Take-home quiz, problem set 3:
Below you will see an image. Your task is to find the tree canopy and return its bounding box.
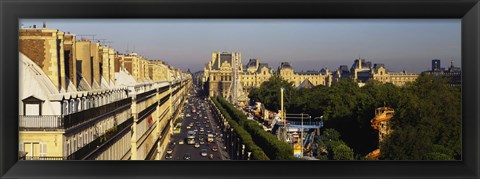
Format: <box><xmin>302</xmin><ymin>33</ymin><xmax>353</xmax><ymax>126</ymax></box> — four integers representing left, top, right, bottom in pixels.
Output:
<box><xmin>248</xmin><ymin>74</ymin><xmax>461</xmax><ymax>160</ymax></box>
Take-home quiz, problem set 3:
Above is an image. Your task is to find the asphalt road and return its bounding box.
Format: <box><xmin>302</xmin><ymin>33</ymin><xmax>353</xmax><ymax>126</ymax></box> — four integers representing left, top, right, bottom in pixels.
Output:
<box><xmin>161</xmin><ymin>90</ymin><xmax>229</xmax><ymax>161</ymax></box>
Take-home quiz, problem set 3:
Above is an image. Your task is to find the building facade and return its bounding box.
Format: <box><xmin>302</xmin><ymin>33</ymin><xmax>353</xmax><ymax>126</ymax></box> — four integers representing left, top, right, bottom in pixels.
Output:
<box><xmin>423</xmin><ymin>59</ymin><xmax>461</xmax><ymax>87</ymax></box>
<box><xmin>332</xmin><ymin>58</ymin><xmax>419</xmax><ymax>87</ymax></box>
<box><xmin>202</xmin><ymin>52</ymin><xmax>333</xmax><ymax>104</ymax></box>
<box><xmin>203</xmin><ymin>53</ymin><xmax>430</xmax><ymax>105</ymax></box>
<box><xmin>18</xmin><ymin>27</ymin><xmax>191</xmax><ymax>160</ymax></box>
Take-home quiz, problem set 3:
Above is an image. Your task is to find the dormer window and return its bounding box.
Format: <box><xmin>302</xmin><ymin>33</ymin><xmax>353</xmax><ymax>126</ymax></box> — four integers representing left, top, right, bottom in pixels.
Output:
<box><xmin>22</xmin><ymin>96</ymin><xmax>44</xmax><ymax>116</ymax></box>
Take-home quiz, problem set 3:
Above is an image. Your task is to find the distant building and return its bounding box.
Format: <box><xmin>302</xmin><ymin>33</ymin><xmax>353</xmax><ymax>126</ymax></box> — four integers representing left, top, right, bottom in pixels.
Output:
<box><xmin>424</xmin><ymin>59</ymin><xmax>461</xmax><ymax>87</ymax></box>
<box><xmin>332</xmin><ymin>58</ymin><xmax>419</xmax><ymax>87</ymax></box>
<box><xmin>203</xmin><ymin>52</ymin><xmax>333</xmax><ymax>104</ymax></box>
<box><xmin>278</xmin><ymin>62</ymin><xmax>332</xmax><ymax>87</ymax></box>
<box><xmin>18</xmin><ymin>26</ymin><xmax>191</xmax><ymax>160</ymax></box>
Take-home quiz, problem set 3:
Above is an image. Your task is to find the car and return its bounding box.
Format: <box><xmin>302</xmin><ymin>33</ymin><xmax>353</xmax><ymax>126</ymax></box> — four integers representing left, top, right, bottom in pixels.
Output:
<box><xmin>194</xmin><ymin>143</ymin><xmax>200</xmax><ymax>148</ymax></box>
<box><xmin>200</xmin><ymin>128</ymin><xmax>204</xmax><ymax>132</ymax></box>
<box><xmin>199</xmin><ymin>140</ymin><xmax>205</xmax><ymax>145</ymax></box>
<box><xmin>199</xmin><ymin>131</ymin><xmax>205</xmax><ymax>135</ymax></box>
<box><xmin>184</xmin><ymin>153</ymin><xmax>191</xmax><ymax>160</ymax></box>
<box><xmin>179</xmin><ymin>140</ymin><xmax>184</xmax><ymax>145</ymax></box>
<box><xmin>212</xmin><ymin>146</ymin><xmax>218</xmax><ymax>152</ymax></box>
<box><xmin>201</xmin><ymin>149</ymin><xmax>208</xmax><ymax>157</ymax></box>
<box><xmin>199</xmin><ymin>137</ymin><xmax>204</xmax><ymax>141</ymax></box>
<box><xmin>204</xmin><ymin>116</ymin><xmax>208</xmax><ymax>119</ymax></box>
<box><xmin>203</xmin><ymin>121</ymin><xmax>207</xmax><ymax>124</ymax></box>
<box><xmin>206</xmin><ymin>125</ymin><xmax>210</xmax><ymax>128</ymax></box>
<box><xmin>186</xmin><ymin>126</ymin><xmax>191</xmax><ymax>129</ymax></box>
<box><xmin>166</xmin><ymin>143</ymin><xmax>175</xmax><ymax>154</ymax></box>
<box><xmin>165</xmin><ymin>153</ymin><xmax>173</xmax><ymax>159</ymax></box>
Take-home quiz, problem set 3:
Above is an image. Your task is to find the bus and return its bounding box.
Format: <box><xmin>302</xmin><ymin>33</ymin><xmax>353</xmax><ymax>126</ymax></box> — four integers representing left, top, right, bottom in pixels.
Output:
<box><xmin>187</xmin><ymin>131</ymin><xmax>196</xmax><ymax>145</ymax></box>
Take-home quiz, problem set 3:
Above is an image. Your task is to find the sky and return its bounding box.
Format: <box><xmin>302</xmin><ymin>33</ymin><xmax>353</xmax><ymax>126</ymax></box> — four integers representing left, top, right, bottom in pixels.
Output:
<box><xmin>20</xmin><ymin>19</ymin><xmax>461</xmax><ymax>73</ymax></box>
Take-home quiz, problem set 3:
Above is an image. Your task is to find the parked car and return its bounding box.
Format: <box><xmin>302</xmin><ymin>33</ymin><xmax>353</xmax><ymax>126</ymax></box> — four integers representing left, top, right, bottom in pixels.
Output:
<box><xmin>165</xmin><ymin>153</ymin><xmax>173</xmax><ymax>159</ymax></box>
<box><xmin>194</xmin><ymin>143</ymin><xmax>200</xmax><ymax>148</ymax></box>
<box><xmin>212</xmin><ymin>146</ymin><xmax>218</xmax><ymax>152</ymax></box>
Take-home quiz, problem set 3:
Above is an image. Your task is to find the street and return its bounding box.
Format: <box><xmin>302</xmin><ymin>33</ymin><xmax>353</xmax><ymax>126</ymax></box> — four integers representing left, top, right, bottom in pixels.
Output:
<box><xmin>161</xmin><ymin>87</ymin><xmax>229</xmax><ymax>160</ymax></box>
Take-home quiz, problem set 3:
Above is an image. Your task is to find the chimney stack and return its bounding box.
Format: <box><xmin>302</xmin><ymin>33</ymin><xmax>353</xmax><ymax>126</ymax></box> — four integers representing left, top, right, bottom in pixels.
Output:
<box><xmin>42</xmin><ymin>21</ymin><xmax>46</xmax><ymax>28</ymax></box>
<box><xmin>33</xmin><ymin>25</ymin><xmax>36</xmax><ymax>28</ymax></box>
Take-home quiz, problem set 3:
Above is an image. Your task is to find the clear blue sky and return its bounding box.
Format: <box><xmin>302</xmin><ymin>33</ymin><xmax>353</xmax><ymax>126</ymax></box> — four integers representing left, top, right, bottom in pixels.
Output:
<box><xmin>20</xmin><ymin>19</ymin><xmax>461</xmax><ymax>73</ymax></box>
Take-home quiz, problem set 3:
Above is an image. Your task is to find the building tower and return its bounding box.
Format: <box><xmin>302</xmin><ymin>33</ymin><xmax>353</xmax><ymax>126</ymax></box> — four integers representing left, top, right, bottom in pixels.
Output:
<box><xmin>432</xmin><ymin>59</ymin><xmax>441</xmax><ymax>71</ymax></box>
<box><xmin>226</xmin><ymin>52</ymin><xmax>246</xmax><ymax>105</ymax></box>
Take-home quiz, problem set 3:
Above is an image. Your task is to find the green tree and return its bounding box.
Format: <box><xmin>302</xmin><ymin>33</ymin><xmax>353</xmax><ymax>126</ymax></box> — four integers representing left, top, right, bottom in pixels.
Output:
<box><xmin>380</xmin><ymin>74</ymin><xmax>461</xmax><ymax>160</ymax></box>
<box><xmin>332</xmin><ymin>144</ymin><xmax>354</xmax><ymax>160</ymax></box>
<box><xmin>248</xmin><ymin>74</ymin><xmax>295</xmax><ymax>112</ymax></box>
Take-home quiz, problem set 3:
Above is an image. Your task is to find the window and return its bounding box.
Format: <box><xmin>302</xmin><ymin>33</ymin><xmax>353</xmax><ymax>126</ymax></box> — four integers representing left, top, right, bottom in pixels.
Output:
<box><xmin>22</xmin><ymin>96</ymin><xmax>43</xmax><ymax>116</ymax></box>
<box><xmin>66</xmin><ymin>140</ymin><xmax>70</xmax><ymax>156</ymax></box>
<box><xmin>70</xmin><ymin>99</ymin><xmax>75</xmax><ymax>113</ymax></box>
<box><xmin>84</xmin><ymin>132</ymin><xmax>88</xmax><ymax>145</ymax></box>
<box><xmin>62</xmin><ymin>101</ymin><xmax>68</xmax><ymax>115</ymax></box>
<box><xmin>19</xmin><ymin>142</ymin><xmax>25</xmax><ymax>153</ymax></box>
<box><xmin>40</xmin><ymin>143</ymin><xmax>47</xmax><ymax>157</ymax></box>
<box><xmin>79</xmin><ymin>135</ymin><xmax>83</xmax><ymax>148</ymax></box>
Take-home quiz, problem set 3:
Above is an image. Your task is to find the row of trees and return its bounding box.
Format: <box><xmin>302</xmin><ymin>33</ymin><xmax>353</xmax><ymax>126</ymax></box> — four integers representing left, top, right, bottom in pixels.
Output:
<box><xmin>248</xmin><ymin>74</ymin><xmax>461</xmax><ymax>160</ymax></box>
<box><xmin>215</xmin><ymin>96</ymin><xmax>295</xmax><ymax>160</ymax></box>
<box><xmin>211</xmin><ymin>97</ymin><xmax>270</xmax><ymax>160</ymax></box>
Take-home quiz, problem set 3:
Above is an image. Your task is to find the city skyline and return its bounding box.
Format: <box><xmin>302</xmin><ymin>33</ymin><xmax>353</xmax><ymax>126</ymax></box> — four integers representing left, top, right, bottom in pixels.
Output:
<box><xmin>20</xmin><ymin>19</ymin><xmax>461</xmax><ymax>73</ymax></box>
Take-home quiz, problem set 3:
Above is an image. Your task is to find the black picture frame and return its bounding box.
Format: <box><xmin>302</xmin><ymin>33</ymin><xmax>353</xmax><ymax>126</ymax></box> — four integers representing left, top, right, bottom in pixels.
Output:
<box><xmin>1</xmin><ymin>0</ymin><xmax>479</xmax><ymax>178</ymax></box>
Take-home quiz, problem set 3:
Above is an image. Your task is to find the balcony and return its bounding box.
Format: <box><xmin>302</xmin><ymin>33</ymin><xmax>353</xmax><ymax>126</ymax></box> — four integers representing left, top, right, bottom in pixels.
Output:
<box><xmin>67</xmin><ymin>117</ymin><xmax>133</xmax><ymax>160</ymax></box>
<box><xmin>21</xmin><ymin>156</ymin><xmax>64</xmax><ymax>160</ymax></box>
<box><xmin>19</xmin><ymin>97</ymin><xmax>133</xmax><ymax>130</ymax></box>
<box><xmin>19</xmin><ymin>115</ymin><xmax>63</xmax><ymax>129</ymax></box>
<box><xmin>63</xmin><ymin>98</ymin><xmax>132</xmax><ymax>129</ymax></box>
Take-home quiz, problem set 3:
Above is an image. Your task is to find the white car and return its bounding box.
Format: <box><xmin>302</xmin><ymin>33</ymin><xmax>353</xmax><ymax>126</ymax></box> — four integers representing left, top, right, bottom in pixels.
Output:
<box><xmin>179</xmin><ymin>140</ymin><xmax>184</xmax><ymax>145</ymax></box>
<box><xmin>187</xmin><ymin>126</ymin><xmax>191</xmax><ymax>129</ymax></box>
<box><xmin>194</xmin><ymin>143</ymin><xmax>200</xmax><ymax>148</ymax></box>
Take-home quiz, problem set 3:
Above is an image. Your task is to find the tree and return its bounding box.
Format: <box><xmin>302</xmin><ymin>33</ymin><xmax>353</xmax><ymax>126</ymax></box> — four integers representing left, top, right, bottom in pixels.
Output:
<box><xmin>380</xmin><ymin>74</ymin><xmax>461</xmax><ymax>160</ymax></box>
<box><xmin>248</xmin><ymin>74</ymin><xmax>295</xmax><ymax>112</ymax></box>
<box><xmin>332</xmin><ymin>144</ymin><xmax>354</xmax><ymax>160</ymax></box>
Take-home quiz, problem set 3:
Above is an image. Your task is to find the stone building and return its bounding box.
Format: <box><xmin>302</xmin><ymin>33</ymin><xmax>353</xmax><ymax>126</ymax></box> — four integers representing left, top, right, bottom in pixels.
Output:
<box><xmin>332</xmin><ymin>58</ymin><xmax>419</xmax><ymax>87</ymax></box>
<box><xmin>277</xmin><ymin>62</ymin><xmax>332</xmax><ymax>87</ymax></box>
<box><xmin>202</xmin><ymin>52</ymin><xmax>333</xmax><ymax>103</ymax></box>
<box><xmin>423</xmin><ymin>59</ymin><xmax>461</xmax><ymax>87</ymax></box>
<box><xmin>18</xmin><ymin>26</ymin><xmax>191</xmax><ymax>160</ymax></box>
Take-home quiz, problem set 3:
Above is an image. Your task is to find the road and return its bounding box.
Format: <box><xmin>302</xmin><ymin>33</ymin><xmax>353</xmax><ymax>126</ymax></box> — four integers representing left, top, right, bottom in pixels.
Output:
<box><xmin>161</xmin><ymin>88</ymin><xmax>229</xmax><ymax>161</ymax></box>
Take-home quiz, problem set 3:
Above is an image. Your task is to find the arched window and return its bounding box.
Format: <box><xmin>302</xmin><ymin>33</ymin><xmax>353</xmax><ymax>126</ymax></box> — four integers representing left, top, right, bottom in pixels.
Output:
<box><xmin>62</xmin><ymin>101</ymin><xmax>68</xmax><ymax>115</ymax></box>
<box><xmin>70</xmin><ymin>99</ymin><xmax>75</xmax><ymax>113</ymax></box>
<box><xmin>76</xmin><ymin>99</ymin><xmax>81</xmax><ymax>112</ymax></box>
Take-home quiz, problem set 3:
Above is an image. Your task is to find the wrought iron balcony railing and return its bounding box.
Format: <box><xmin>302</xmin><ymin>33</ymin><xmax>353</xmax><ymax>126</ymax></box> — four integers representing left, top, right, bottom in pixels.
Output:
<box><xmin>19</xmin><ymin>97</ymin><xmax>133</xmax><ymax>130</ymax></box>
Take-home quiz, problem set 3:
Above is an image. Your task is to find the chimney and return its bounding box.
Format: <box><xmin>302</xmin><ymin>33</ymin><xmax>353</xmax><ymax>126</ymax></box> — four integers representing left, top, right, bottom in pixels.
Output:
<box><xmin>42</xmin><ymin>21</ymin><xmax>46</xmax><ymax>28</ymax></box>
<box><xmin>33</xmin><ymin>25</ymin><xmax>36</xmax><ymax>28</ymax></box>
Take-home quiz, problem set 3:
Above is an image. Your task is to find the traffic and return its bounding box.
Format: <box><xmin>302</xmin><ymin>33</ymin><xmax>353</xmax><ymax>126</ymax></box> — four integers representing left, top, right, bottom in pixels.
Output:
<box><xmin>162</xmin><ymin>87</ymin><xmax>229</xmax><ymax>160</ymax></box>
